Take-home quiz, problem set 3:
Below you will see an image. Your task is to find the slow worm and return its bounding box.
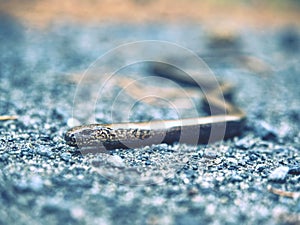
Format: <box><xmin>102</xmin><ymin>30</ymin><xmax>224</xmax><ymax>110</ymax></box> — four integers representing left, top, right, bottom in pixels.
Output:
<box><xmin>65</xmin><ymin>63</ymin><xmax>246</xmax><ymax>151</ymax></box>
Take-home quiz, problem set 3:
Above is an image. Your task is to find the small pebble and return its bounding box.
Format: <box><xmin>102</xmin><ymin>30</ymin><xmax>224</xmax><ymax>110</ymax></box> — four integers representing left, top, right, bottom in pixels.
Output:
<box><xmin>0</xmin><ymin>139</ymin><xmax>7</xmax><ymax>150</ymax></box>
<box><xmin>268</xmin><ymin>166</ymin><xmax>289</xmax><ymax>183</ymax></box>
<box><xmin>192</xmin><ymin>164</ymin><xmax>198</xmax><ymax>170</ymax></box>
<box><xmin>37</xmin><ymin>146</ymin><xmax>51</xmax><ymax>157</ymax></box>
<box><xmin>70</xmin><ymin>206</ymin><xmax>85</xmax><ymax>220</ymax></box>
<box><xmin>227</xmin><ymin>158</ymin><xmax>238</xmax><ymax>165</ymax></box>
<box><xmin>203</xmin><ymin>150</ymin><xmax>217</xmax><ymax>159</ymax></box>
<box><xmin>61</xmin><ymin>152</ymin><xmax>72</xmax><ymax>161</ymax></box>
<box><xmin>214</xmin><ymin>158</ymin><xmax>222</xmax><ymax>165</ymax></box>
<box><xmin>107</xmin><ymin>155</ymin><xmax>125</xmax><ymax>168</ymax></box>
<box><xmin>230</xmin><ymin>174</ymin><xmax>243</xmax><ymax>183</ymax></box>
<box><xmin>249</xmin><ymin>154</ymin><xmax>258</xmax><ymax>161</ymax></box>
<box><xmin>67</xmin><ymin>118</ymin><xmax>81</xmax><ymax>128</ymax></box>
<box><xmin>256</xmin><ymin>164</ymin><xmax>266</xmax><ymax>172</ymax></box>
<box><xmin>29</xmin><ymin>176</ymin><xmax>43</xmax><ymax>192</ymax></box>
<box><xmin>235</xmin><ymin>136</ymin><xmax>256</xmax><ymax>150</ymax></box>
<box><xmin>238</xmin><ymin>160</ymin><xmax>246</xmax><ymax>166</ymax></box>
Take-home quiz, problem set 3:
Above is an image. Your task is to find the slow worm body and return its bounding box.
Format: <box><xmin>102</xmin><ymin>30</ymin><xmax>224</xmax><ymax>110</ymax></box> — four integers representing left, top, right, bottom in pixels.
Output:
<box><xmin>65</xmin><ymin>63</ymin><xmax>246</xmax><ymax>151</ymax></box>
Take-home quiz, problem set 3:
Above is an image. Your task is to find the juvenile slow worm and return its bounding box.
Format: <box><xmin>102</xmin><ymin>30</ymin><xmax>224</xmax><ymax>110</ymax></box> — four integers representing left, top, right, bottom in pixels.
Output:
<box><xmin>65</xmin><ymin>63</ymin><xmax>246</xmax><ymax>151</ymax></box>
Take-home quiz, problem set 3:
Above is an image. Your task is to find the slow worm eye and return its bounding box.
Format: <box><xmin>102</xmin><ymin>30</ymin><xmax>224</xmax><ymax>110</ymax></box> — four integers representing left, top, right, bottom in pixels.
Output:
<box><xmin>100</xmin><ymin>131</ymin><xmax>108</xmax><ymax>139</ymax></box>
<box><xmin>65</xmin><ymin>132</ymin><xmax>77</xmax><ymax>146</ymax></box>
<box><xmin>71</xmin><ymin>135</ymin><xmax>76</xmax><ymax>143</ymax></box>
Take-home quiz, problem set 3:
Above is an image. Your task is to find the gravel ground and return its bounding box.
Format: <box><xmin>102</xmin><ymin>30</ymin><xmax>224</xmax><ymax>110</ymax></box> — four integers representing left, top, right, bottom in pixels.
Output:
<box><xmin>0</xmin><ymin>14</ymin><xmax>300</xmax><ymax>225</ymax></box>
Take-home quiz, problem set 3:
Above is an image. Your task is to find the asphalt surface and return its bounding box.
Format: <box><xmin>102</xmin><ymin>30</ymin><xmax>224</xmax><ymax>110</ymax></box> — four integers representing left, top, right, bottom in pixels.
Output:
<box><xmin>0</xmin><ymin>14</ymin><xmax>300</xmax><ymax>225</ymax></box>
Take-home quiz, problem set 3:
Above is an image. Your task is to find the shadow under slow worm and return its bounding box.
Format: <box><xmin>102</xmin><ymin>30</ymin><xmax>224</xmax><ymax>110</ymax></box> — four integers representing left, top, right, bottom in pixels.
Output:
<box><xmin>65</xmin><ymin>64</ymin><xmax>246</xmax><ymax>151</ymax></box>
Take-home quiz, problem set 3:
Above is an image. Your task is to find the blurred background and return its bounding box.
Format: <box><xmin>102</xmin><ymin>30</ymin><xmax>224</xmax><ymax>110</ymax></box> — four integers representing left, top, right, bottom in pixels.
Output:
<box><xmin>1</xmin><ymin>0</ymin><xmax>300</xmax><ymax>27</ymax></box>
<box><xmin>1</xmin><ymin>0</ymin><xmax>299</xmax><ymax>76</ymax></box>
<box><xmin>0</xmin><ymin>1</ymin><xmax>300</xmax><ymax>225</ymax></box>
